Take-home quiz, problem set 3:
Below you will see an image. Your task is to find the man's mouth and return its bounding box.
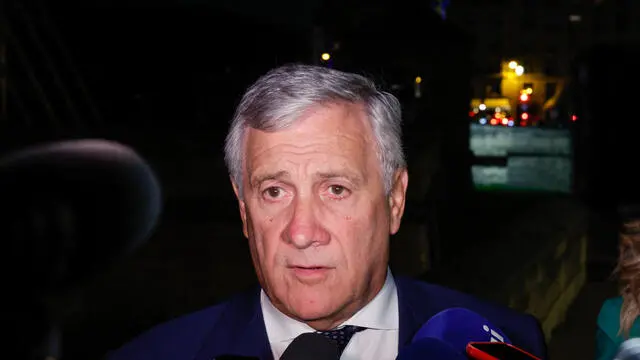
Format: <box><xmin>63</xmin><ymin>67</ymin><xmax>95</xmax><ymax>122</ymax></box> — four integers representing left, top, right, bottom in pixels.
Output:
<box><xmin>292</xmin><ymin>266</ymin><xmax>326</xmax><ymax>270</ymax></box>
<box><xmin>288</xmin><ymin>265</ymin><xmax>333</xmax><ymax>281</ymax></box>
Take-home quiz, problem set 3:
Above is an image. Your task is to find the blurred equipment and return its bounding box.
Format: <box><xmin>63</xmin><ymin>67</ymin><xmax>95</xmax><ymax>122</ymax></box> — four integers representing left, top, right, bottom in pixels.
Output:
<box><xmin>279</xmin><ymin>333</ymin><xmax>339</xmax><ymax>360</ymax></box>
<box><xmin>466</xmin><ymin>342</ymin><xmax>541</xmax><ymax>360</ymax></box>
<box><xmin>615</xmin><ymin>338</ymin><xmax>640</xmax><ymax>360</ymax></box>
<box><xmin>0</xmin><ymin>139</ymin><xmax>162</xmax><ymax>359</ymax></box>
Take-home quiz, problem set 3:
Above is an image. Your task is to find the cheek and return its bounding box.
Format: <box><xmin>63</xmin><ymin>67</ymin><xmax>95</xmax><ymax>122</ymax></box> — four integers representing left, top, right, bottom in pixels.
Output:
<box><xmin>247</xmin><ymin>209</ymin><xmax>289</xmax><ymax>265</ymax></box>
<box><xmin>346</xmin><ymin>222</ymin><xmax>378</xmax><ymax>260</ymax></box>
<box><xmin>343</xmin><ymin>204</ymin><xmax>388</xmax><ymax>260</ymax></box>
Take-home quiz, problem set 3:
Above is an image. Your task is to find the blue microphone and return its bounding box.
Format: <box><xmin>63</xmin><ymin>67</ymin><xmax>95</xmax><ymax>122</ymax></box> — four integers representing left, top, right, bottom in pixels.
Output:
<box><xmin>412</xmin><ymin>307</ymin><xmax>511</xmax><ymax>351</ymax></box>
<box><xmin>396</xmin><ymin>308</ymin><xmax>511</xmax><ymax>359</ymax></box>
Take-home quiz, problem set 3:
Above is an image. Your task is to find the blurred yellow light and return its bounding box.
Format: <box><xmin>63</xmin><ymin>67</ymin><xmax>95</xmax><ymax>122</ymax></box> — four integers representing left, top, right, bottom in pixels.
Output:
<box><xmin>525</xmin><ymin>87</ymin><xmax>533</xmax><ymax>95</ymax></box>
<box><xmin>415</xmin><ymin>76</ymin><xmax>422</xmax><ymax>84</ymax></box>
<box><xmin>508</xmin><ymin>61</ymin><xmax>518</xmax><ymax>69</ymax></box>
<box><xmin>321</xmin><ymin>53</ymin><xmax>331</xmax><ymax>61</ymax></box>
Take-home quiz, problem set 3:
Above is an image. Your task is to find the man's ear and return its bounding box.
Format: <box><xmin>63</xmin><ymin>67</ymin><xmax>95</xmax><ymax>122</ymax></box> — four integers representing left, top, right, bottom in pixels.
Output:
<box><xmin>231</xmin><ymin>179</ymin><xmax>249</xmax><ymax>238</ymax></box>
<box><xmin>388</xmin><ymin>168</ymin><xmax>408</xmax><ymax>235</ymax></box>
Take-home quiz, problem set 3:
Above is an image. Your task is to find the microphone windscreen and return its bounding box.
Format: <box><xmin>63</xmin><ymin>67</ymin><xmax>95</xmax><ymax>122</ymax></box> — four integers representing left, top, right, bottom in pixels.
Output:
<box><xmin>616</xmin><ymin>338</ymin><xmax>640</xmax><ymax>360</ymax></box>
<box><xmin>0</xmin><ymin>139</ymin><xmax>162</xmax><ymax>295</ymax></box>
<box><xmin>280</xmin><ymin>333</ymin><xmax>338</xmax><ymax>360</ymax></box>
<box><xmin>396</xmin><ymin>337</ymin><xmax>468</xmax><ymax>360</ymax></box>
<box><xmin>412</xmin><ymin>308</ymin><xmax>511</xmax><ymax>353</ymax></box>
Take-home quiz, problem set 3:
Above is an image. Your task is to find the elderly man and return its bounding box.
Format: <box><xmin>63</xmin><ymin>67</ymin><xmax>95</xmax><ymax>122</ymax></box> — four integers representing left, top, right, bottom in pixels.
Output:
<box><xmin>109</xmin><ymin>64</ymin><xmax>547</xmax><ymax>360</ymax></box>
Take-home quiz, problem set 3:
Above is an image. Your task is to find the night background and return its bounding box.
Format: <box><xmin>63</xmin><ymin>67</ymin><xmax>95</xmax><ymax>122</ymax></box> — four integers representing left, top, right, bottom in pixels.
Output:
<box><xmin>2</xmin><ymin>0</ymin><xmax>640</xmax><ymax>358</ymax></box>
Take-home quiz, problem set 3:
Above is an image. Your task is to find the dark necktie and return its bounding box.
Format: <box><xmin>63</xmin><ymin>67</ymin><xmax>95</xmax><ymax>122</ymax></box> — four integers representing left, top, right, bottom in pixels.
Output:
<box><xmin>316</xmin><ymin>325</ymin><xmax>366</xmax><ymax>358</ymax></box>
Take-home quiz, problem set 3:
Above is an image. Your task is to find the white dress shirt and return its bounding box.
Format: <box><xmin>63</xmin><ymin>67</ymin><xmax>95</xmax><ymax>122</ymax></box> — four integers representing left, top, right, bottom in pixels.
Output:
<box><xmin>261</xmin><ymin>269</ymin><xmax>399</xmax><ymax>360</ymax></box>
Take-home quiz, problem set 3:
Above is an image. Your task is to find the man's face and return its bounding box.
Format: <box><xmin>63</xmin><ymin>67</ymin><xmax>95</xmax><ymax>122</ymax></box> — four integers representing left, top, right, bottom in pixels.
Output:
<box><xmin>232</xmin><ymin>102</ymin><xmax>408</xmax><ymax>330</ymax></box>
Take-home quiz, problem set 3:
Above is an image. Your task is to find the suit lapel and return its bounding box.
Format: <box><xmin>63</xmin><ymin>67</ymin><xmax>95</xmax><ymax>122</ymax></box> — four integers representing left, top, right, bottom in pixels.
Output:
<box><xmin>396</xmin><ymin>277</ymin><xmax>437</xmax><ymax>350</ymax></box>
<box><xmin>195</xmin><ymin>287</ymin><xmax>273</xmax><ymax>360</ymax></box>
<box><xmin>194</xmin><ymin>277</ymin><xmax>437</xmax><ymax>358</ymax></box>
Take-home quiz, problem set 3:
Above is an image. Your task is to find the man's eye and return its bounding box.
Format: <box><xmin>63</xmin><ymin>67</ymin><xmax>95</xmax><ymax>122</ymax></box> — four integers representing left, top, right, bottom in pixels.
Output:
<box><xmin>328</xmin><ymin>185</ymin><xmax>348</xmax><ymax>197</ymax></box>
<box><xmin>264</xmin><ymin>187</ymin><xmax>283</xmax><ymax>198</ymax></box>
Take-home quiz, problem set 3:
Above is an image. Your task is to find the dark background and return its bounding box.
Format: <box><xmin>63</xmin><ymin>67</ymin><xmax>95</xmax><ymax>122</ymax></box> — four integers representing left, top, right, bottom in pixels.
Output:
<box><xmin>2</xmin><ymin>0</ymin><xmax>640</xmax><ymax>358</ymax></box>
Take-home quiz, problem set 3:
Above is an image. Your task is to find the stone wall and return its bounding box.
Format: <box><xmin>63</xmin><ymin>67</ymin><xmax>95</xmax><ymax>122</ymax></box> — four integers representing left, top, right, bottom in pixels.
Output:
<box><xmin>440</xmin><ymin>197</ymin><xmax>589</xmax><ymax>342</ymax></box>
<box><xmin>504</xmin><ymin>221</ymin><xmax>587</xmax><ymax>341</ymax></box>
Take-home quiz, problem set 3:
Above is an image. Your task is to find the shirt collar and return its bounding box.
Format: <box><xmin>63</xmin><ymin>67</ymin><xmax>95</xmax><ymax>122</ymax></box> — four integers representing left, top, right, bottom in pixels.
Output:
<box><xmin>260</xmin><ymin>269</ymin><xmax>399</xmax><ymax>343</ymax></box>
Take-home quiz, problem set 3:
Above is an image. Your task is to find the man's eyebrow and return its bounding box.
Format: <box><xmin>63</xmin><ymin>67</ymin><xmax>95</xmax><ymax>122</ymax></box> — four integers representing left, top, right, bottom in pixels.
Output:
<box><xmin>317</xmin><ymin>171</ymin><xmax>365</xmax><ymax>185</ymax></box>
<box><xmin>250</xmin><ymin>170</ymin><xmax>290</xmax><ymax>188</ymax></box>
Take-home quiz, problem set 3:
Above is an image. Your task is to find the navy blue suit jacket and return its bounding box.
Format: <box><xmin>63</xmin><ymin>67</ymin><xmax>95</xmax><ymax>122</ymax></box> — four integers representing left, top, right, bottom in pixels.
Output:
<box><xmin>108</xmin><ymin>277</ymin><xmax>547</xmax><ymax>359</ymax></box>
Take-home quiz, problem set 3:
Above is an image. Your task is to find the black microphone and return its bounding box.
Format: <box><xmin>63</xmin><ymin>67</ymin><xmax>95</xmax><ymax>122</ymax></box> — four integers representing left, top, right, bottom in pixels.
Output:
<box><xmin>1</xmin><ymin>139</ymin><xmax>161</xmax><ymax>295</ymax></box>
<box><xmin>280</xmin><ymin>333</ymin><xmax>339</xmax><ymax>360</ymax></box>
<box><xmin>0</xmin><ymin>139</ymin><xmax>162</xmax><ymax>359</ymax></box>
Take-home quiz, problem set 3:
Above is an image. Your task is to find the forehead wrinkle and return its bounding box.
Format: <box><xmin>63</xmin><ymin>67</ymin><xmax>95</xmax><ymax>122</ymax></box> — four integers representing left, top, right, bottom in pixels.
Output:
<box><xmin>243</xmin><ymin>102</ymin><xmax>381</xmax><ymax>190</ymax></box>
<box><xmin>250</xmin><ymin>159</ymin><xmax>366</xmax><ymax>187</ymax></box>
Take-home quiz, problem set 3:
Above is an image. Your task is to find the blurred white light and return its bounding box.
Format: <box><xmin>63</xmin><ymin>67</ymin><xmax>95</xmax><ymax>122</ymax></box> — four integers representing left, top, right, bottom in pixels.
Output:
<box><xmin>569</xmin><ymin>14</ymin><xmax>582</xmax><ymax>22</ymax></box>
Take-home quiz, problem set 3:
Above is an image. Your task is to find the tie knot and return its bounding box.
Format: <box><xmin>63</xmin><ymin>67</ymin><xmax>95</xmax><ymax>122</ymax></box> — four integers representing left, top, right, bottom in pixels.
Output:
<box><xmin>316</xmin><ymin>325</ymin><xmax>366</xmax><ymax>357</ymax></box>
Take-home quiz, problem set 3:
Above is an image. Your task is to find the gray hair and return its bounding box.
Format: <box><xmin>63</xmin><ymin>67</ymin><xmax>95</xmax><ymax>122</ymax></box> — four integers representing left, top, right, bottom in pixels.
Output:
<box><xmin>224</xmin><ymin>64</ymin><xmax>406</xmax><ymax>197</ymax></box>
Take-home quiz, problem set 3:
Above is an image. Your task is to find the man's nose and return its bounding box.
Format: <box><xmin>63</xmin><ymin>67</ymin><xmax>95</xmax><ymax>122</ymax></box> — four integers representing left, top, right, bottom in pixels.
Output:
<box><xmin>284</xmin><ymin>196</ymin><xmax>330</xmax><ymax>249</ymax></box>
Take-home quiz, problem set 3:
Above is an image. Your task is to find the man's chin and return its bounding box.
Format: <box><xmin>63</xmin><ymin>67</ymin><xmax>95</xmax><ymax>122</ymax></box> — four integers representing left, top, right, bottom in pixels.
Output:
<box><xmin>293</xmin><ymin>309</ymin><xmax>332</xmax><ymax>322</ymax></box>
<box><xmin>287</xmin><ymin>301</ymin><xmax>344</xmax><ymax>327</ymax></box>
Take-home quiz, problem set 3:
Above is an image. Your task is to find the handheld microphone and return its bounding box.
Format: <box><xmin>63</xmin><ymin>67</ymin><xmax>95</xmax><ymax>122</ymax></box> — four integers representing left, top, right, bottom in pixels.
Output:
<box><xmin>0</xmin><ymin>139</ymin><xmax>162</xmax><ymax>360</ymax></box>
<box><xmin>412</xmin><ymin>308</ymin><xmax>511</xmax><ymax>352</ymax></box>
<box><xmin>396</xmin><ymin>308</ymin><xmax>512</xmax><ymax>359</ymax></box>
<box><xmin>280</xmin><ymin>332</ymin><xmax>339</xmax><ymax>360</ymax></box>
<box><xmin>1</xmin><ymin>139</ymin><xmax>162</xmax><ymax>294</ymax></box>
<box><xmin>615</xmin><ymin>338</ymin><xmax>640</xmax><ymax>360</ymax></box>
